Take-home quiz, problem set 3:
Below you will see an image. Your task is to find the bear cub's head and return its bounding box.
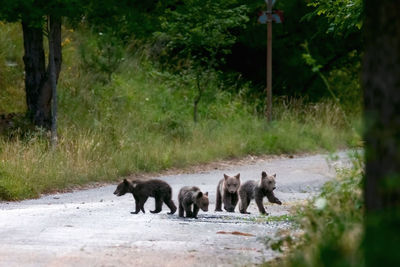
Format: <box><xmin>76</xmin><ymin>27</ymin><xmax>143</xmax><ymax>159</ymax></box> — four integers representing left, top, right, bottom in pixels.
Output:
<box><xmin>113</xmin><ymin>179</ymin><xmax>134</xmax><ymax>196</ymax></box>
<box><xmin>223</xmin><ymin>173</ymin><xmax>241</xmax><ymax>193</ymax></box>
<box><xmin>260</xmin><ymin>171</ymin><xmax>277</xmax><ymax>192</ymax></box>
<box><xmin>194</xmin><ymin>191</ymin><xmax>209</xmax><ymax>212</ymax></box>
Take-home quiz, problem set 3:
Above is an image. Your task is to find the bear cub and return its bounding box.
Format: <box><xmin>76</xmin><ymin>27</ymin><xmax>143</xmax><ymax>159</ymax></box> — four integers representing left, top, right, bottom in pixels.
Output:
<box><xmin>114</xmin><ymin>178</ymin><xmax>177</xmax><ymax>214</ymax></box>
<box><xmin>215</xmin><ymin>173</ymin><xmax>241</xmax><ymax>212</ymax></box>
<box><xmin>178</xmin><ymin>186</ymin><xmax>209</xmax><ymax>219</ymax></box>
<box><xmin>238</xmin><ymin>171</ymin><xmax>282</xmax><ymax>215</ymax></box>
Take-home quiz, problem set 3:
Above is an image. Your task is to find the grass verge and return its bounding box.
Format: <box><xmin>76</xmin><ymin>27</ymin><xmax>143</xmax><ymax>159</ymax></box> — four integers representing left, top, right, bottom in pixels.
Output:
<box><xmin>265</xmin><ymin>151</ymin><xmax>364</xmax><ymax>266</ymax></box>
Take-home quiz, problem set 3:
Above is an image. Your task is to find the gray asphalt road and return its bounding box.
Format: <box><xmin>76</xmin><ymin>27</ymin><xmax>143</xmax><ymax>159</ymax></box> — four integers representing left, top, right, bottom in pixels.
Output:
<box><xmin>0</xmin><ymin>152</ymin><xmax>351</xmax><ymax>267</ymax></box>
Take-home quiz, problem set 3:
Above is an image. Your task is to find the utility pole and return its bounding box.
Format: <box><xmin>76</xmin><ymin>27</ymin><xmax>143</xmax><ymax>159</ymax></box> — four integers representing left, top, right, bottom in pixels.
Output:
<box><xmin>266</xmin><ymin>0</ymin><xmax>273</xmax><ymax>122</ymax></box>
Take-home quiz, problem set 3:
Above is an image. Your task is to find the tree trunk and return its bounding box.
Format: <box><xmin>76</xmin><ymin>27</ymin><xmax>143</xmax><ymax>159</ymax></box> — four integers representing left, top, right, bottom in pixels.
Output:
<box><xmin>362</xmin><ymin>0</ymin><xmax>400</xmax><ymax>266</ymax></box>
<box><xmin>22</xmin><ymin>21</ymin><xmax>46</xmax><ymax>124</ymax></box>
<box><xmin>22</xmin><ymin>17</ymin><xmax>62</xmax><ymax>129</ymax></box>
<box><xmin>48</xmin><ymin>15</ymin><xmax>60</xmax><ymax>147</ymax></box>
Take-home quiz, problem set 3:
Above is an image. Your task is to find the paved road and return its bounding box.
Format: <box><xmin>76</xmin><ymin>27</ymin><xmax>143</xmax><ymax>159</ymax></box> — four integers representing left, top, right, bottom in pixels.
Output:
<box><xmin>0</xmin><ymin>152</ymin><xmax>351</xmax><ymax>267</ymax></box>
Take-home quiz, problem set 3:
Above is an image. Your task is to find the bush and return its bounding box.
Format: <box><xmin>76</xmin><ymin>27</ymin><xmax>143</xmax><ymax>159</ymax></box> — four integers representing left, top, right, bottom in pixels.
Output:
<box><xmin>266</xmin><ymin>151</ymin><xmax>364</xmax><ymax>267</ymax></box>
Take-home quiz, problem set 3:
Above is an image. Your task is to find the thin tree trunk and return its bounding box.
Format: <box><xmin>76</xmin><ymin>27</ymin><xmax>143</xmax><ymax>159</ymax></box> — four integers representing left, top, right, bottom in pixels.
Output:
<box><xmin>37</xmin><ymin>16</ymin><xmax>62</xmax><ymax>129</ymax></box>
<box><xmin>265</xmin><ymin>0</ymin><xmax>273</xmax><ymax>122</ymax></box>
<box><xmin>363</xmin><ymin>0</ymin><xmax>400</xmax><ymax>266</ymax></box>
<box><xmin>48</xmin><ymin>15</ymin><xmax>60</xmax><ymax>147</ymax></box>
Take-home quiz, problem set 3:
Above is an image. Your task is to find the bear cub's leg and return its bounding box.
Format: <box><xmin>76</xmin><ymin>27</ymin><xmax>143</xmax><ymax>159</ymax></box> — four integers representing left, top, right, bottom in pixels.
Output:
<box><xmin>131</xmin><ymin>197</ymin><xmax>148</xmax><ymax>214</ymax></box>
<box><xmin>255</xmin><ymin>195</ymin><xmax>268</xmax><ymax>215</ymax></box>
<box><xmin>150</xmin><ymin>197</ymin><xmax>163</xmax><ymax>213</ymax></box>
<box><xmin>215</xmin><ymin>188</ymin><xmax>223</xmax><ymax>212</ymax></box>
<box><xmin>223</xmin><ymin>194</ymin><xmax>234</xmax><ymax>212</ymax></box>
<box><xmin>165</xmin><ymin>197</ymin><xmax>177</xmax><ymax>215</ymax></box>
<box><xmin>179</xmin><ymin>203</ymin><xmax>185</xmax><ymax>217</ymax></box>
<box><xmin>183</xmin><ymin>201</ymin><xmax>193</xmax><ymax>218</ymax></box>
<box><xmin>239</xmin><ymin>196</ymin><xmax>251</xmax><ymax>214</ymax></box>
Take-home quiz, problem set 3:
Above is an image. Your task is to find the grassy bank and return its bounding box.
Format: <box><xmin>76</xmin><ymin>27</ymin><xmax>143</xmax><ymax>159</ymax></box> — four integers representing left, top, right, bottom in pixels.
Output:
<box><xmin>0</xmin><ymin>23</ymin><xmax>360</xmax><ymax>200</ymax></box>
<box><xmin>266</xmin><ymin>151</ymin><xmax>364</xmax><ymax>267</ymax></box>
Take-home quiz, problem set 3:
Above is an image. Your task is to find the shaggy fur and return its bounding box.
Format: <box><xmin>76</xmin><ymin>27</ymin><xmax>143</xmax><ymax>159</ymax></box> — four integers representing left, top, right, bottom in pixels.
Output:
<box><xmin>178</xmin><ymin>186</ymin><xmax>209</xmax><ymax>218</ymax></box>
<box><xmin>215</xmin><ymin>173</ymin><xmax>241</xmax><ymax>212</ymax></box>
<box><xmin>238</xmin><ymin>171</ymin><xmax>282</xmax><ymax>215</ymax></box>
<box><xmin>114</xmin><ymin>179</ymin><xmax>177</xmax><ymax>214</ymax></box>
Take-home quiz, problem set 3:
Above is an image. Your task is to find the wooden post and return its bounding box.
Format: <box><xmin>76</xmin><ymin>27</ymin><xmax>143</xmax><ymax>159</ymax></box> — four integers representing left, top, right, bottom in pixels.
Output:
<box><xmin>266</xmin><ymin>0</ymin><xmax>273</xmax><ymax>122</ymax></box>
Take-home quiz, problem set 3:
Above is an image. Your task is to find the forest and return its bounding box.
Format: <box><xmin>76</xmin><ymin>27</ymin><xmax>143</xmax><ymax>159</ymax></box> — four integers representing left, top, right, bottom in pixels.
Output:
<box><xmin>0</xmin><ymin>0</ymin><xmax>399</xmax><ymax>266</ymax></box>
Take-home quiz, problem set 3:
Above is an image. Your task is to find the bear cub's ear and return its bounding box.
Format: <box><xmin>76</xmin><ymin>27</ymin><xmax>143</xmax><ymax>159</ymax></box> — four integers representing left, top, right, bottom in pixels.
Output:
<box><xmin>224</xmin><ymin>174</ymin><xmax>229</xmax><ymax>180</ymax></box>
<box><xmin>272</xmin><ymin>173</ymin><xmax>276</xmax><ymax>178</ymax></box>
<box><xmin>261</xmin><ymin>171</ymin><xmax>267</xmax><ymax>178</ymax></box>
<box><xmin>205</xmin><ymin>192</ymin><xmax>209</xmax><ymax>196</ymax></box>
<box><xmin>196</xmin><ymin>191</ymin><xmax>203</xmax><ymax>198</ymax></box>
<box><xmin>235</xmin><ymin>173</ymin><xmax>240</xmax><ymax>179</ymax></box>
<box><xmin>123</xmin><ymin>178</ymin><xmax>129</xmax><ymax>184</ymax></box>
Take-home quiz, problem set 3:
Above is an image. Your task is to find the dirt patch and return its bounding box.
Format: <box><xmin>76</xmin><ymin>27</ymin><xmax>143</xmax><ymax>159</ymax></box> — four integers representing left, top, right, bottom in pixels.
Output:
<box><xmin>217</xmin><ymin>231</ymin><xmax>255</xmax><ymax>237</ymax></box>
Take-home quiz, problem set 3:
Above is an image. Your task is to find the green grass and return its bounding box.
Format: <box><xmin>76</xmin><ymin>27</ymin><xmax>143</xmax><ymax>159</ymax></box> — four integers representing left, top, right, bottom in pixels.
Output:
<box><xmin>240</xmin><ymin>214</ymin><xmax>297</xmax><ymax>224</ymax></box>
<box><xmin>0</xmin><ymin>22</ymin><xmax>361</xmax><ymax>200</ymax></box>
<box><xmin>265</xmin><ymin>151</ymin><xmax>364</xmax><ymax>267</ymax></box>
<box><xmin>0</xmin><ymin>22</ymin><xmax>25</xmax><ymax>113</ymax></box>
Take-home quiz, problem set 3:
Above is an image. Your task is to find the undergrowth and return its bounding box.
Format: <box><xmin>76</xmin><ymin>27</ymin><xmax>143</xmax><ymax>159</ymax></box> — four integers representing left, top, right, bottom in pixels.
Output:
<box><xmin>0</xmin><ymin>23</ymin><xmax>361</xmax><ymax>200</ymax></box>
<box><xmin>265</xmin><ymin>151</ymin><xmax>364</xmax><ymax>267</ymax></box>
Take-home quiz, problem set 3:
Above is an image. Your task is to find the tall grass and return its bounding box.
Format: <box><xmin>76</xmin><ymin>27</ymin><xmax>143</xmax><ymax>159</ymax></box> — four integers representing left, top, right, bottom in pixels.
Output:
<box><xmin>0</xmin><ymin>23</ymin><xmax>360</xmax><ymax>200</ymax></box>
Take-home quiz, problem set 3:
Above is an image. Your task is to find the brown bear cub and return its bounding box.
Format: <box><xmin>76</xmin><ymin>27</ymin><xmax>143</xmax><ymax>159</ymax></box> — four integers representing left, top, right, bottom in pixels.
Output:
<box><xmin>238</xmin><ymin>171</ymin><xmax>282</xmax><ymax>215</ymax></box>
<box><xmin>215</xmin><ymin>173</ymin><xmax>241</xmax><ymax>212</ymax></box>
<box><xmin>114</xmin><ymin>179</ymin><xmax>177</xmax><ymax>214</ymax></box>
<box><xmin>178</xmin><ymin>186</ymin><xmax>209</xmax><ymax>219</ymax></box>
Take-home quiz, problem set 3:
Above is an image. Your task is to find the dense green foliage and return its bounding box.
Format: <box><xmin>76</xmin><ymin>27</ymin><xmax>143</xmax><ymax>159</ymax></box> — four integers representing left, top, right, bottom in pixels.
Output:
<box><xmin>304</xmin><ymin>0</ymin><xmax>362</xmax><ymax>35</ymax></box>
<box><xmin>156</xmin><ymin>0</ymin><xmax>249</xmax><ymax>68</ymax></box>
<box><xmin>0</xmin><ymin>0</ymin><xmax>363</xmax><ymax>114</ymax></box>
<box><xmin>224</xmin><ymin>0</ymin><xmax>362</xmax><ymax>105</ymax></box>
<box><xmin>77</xmin><ymin>0</ymin><xmax>363</xmax><ymax>106</ymax></box>
<box><xmin>0</xmin><ymin>0</ymin><xmax>84</xmax><ymax>24</ymax></box>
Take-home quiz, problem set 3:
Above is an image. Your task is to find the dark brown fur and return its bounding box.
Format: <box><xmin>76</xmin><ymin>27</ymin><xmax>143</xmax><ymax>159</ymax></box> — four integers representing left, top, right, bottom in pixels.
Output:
<box><xmin>215</xmin><ymin>173</ymin><xmax>241</xmax><ymax>212</ymax></box>
<box><xmin>238</xmin><ymin>171</ymin><xmax>282</xmax><ymax>215</ymax></box>
<box><xmin>178</xmin><ymin>186</ymin><xmax>209</xmax><ymax>219</ymax></box>
<box><xmin>114</xmin><ymin>179</ymin><xmax>177</xmax><ymax>214</ymax></box>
